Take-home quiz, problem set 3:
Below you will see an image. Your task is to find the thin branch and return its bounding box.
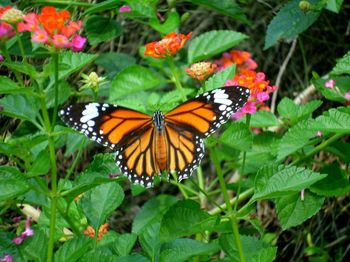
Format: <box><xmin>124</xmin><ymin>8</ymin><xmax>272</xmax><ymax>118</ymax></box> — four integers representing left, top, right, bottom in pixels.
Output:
<box><xmin>271</xmin><ymin>38</ymin><xmax>298</xmax><ymax>113</ymax></box>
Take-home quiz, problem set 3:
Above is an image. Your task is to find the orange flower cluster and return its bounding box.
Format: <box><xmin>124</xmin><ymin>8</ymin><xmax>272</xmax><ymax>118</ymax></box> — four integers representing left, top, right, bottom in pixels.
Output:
<box><xmin>217</xmin><ymin>50</ymin><xmax>277</xmax><ymax>119</ymax></box>
<box><xmin>84</xmin><ymin>223</ymin><xmax>108</xmax><ymax>241</ymax></box>
<box><xmin>18</xmin><ymin>6</ymin><xmax>86</xmax><ymax>51</ymax></box>
<box><xmin>145</xmin><ymin>32</ymin><xmax>192</xmax><ymax>58</ymax></box>
<box><xmin>186</xmin><ymin>61</ymin><xmax>217</xmax><ymax>81</ymax></box>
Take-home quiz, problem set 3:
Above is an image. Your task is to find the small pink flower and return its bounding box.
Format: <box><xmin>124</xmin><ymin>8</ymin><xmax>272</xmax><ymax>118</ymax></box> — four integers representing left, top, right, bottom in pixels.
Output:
<box><xmin>344</xmin><ymin>91</ymin><xmax>350</xmax><ymax>101</ymax></box>
<box><xmin>71</xmin><ymin>35</ymin><xmax>86</xmax><ymax>52</ymax></box>
<box><xmin>12</xmin><ymin>236</ymin><xmax>24</xmax><ymax>245</ymax></box>
<box><xmin>231</xmin><ymin>110</ymin><xmax>245</xmax><ymax>120</ymax></box>
<box><xmin>0</xmin><ymin>54</ymin><xmax>3</xmax><ymax>61</ymax></box>
<box><xmin>12</xmin><ymin>216</ymin><xmax>21</xmax><ymax>223</ymax></box>
<box><xmin>119</xmin><ymin>5</ymin><xmax>131</xmax><ymax>13</ymax></box>
<box><xmin>32</xmin><ymin>29</ymin><xmax>48</xmax><ymax>43</ymax></box>
<box><xmin>316</xmin><ymin>131</ymin><xmax>323</xmax><ymax>137</ymax></box>
<box><xmin>241</xmin><ymin>102</ymin><xmax>257</xmax><ymax>114</ymax></box>
<box><xmin>0</xmin><ymin>253</ymin><xmax>12</xmax><ymax>262</ymax></box>
<box><xmin>17</xmin><ymin>13</ymin><xmax>38</xmax><ymax>32</ymax></box>
<box><xmin>0</xmin><ymin>22</ymin><xmax>14</xmax><ymax>38</ymax></box>
<box><xmin>325</xmin><ymin>79</ymin><xmax>336</xmax><ymax>89</ymax></box>
<box><xmin>255</xmin><ymin>72</ymin><xmax>265</xmax><ymax>81</ymax></box>
<box><xmin>52</xmin><ymin>34</ymin><xmax>70</xmax><ymax>48</ymax></box>
<box><xmin>12</xmin><ymin>217</ymin><xmax>34</xmax><ymax>245</ymax></box>
<box><xmin>225</xmin><ymin>79</ymin><xmax>235</xmax><ymax>86</ymax></box>
<box><xmin>256</xmin><ymin>92</ymin><xmax>269</xmax><ymax>102</ymax></box>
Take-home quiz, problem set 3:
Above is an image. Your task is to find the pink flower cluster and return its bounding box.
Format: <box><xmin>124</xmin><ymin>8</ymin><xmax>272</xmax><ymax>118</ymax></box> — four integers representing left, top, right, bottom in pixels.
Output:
<box><xmin>12</xmin><ymin>217</ymin><xmax>34</xmax><ymax>245</ymax></box>
<box><xmin>0</xmin><ymin>6</ymin><xmax>16</xmax><ymax>40</ymax></box>
<box><xmin>18</xmin><ymin>6</ymin><xmax>86</xmax><ymax>51</ymax></box>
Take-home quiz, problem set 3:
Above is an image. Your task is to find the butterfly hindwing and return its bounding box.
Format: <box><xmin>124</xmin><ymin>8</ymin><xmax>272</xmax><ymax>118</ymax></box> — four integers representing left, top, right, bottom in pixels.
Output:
<box><xmin>165</xmin><ymin>86</ymin><xmax>250</xmax><ymax>138</ymax></box>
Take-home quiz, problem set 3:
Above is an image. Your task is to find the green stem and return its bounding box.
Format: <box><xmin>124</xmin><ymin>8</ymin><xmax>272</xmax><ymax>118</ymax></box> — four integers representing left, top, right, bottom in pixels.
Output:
<box><xmin>29</xmin><ymin>0</ymin><xmax>94</xmax><ymax>7</ymax></box>
<box><xmin>52</xmin><ymin>52</ymin><xmax>59</xmax><ymax>128</ymax></box>
<box><xmin>234</xmin><ymin>114</ymin><xmax>251</xmax><ymax>212</ymax></box>
<box><xmin>15</xmin><ymin>29</ymin><xmax>27</xmax><ymax>64</ymax></box>
<box><xmin>211</xmin><ymin>148</ymin><xmax>245</xmax><ymax>262</ymax></box>
<box><xmin>167</xmin><ymin>57</ymin><xmax>186</xmax><ymax>102</ymax></box>
<box><xmin>197</xmin><ymin>166</ymin><xmax>206</xmax><ymax>208</ymax></box>
<box><xmin>290</xmin><ymin>132</ymin><xmax>346</xmax><ymax>166</ymax></box>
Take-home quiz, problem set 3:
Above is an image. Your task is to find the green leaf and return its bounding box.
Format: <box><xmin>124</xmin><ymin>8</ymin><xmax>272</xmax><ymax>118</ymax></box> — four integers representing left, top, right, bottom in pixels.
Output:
<box><xmin>139</xmin><ymin>222</ymin><xmax>161</xmax><ymax>260</ymax></box>
<box><xmin>187</xmin><ymin>0</ymin><xmax>248</xmax><ymax>24</ymax></box>
<box><xmin>313</xmin><ymin>76</ymin><xmax>350</xmax><ymax>102</ymax></box>
<box><xmin>159</xmin><ymin>200</ymin><xmax>218</xmax><ymax>242</ymax></box>
<box><xmin>326</xmin><ymin>0</ymin><xmax>344</xmax><ymax>13</ymax></box>
<box><xmin>264</xmin><ymin>0</ymin><xmax>321</xmax><ymax>49</ymax></box>
<box><xmin>110</xmin><ymin>233</ymin><xmax>137</xmax><ymax>256</ymax></box>
<box><xmin>0</xmin><ymin>94</ymin><xmax>40</xmax><ymax>123</ymax></box>
<box><xmin>3</xmin><ymin>61</ymin><xmax>38</xmax><ymax>78</ymax></box>
<box><xmin>149</xmin><ymin>12</ymin><xmax>180</xmax><ymax>34</ymax></box>
<box><xmin>115</xmin><ymin>254</ymin><xmax>150</xmax><ymax>262</ymax></box>
<box><xmin>95</xmin><ymin>52</ymin><xmax>136</xmax><ymax>78</ymax></box>
<box><xmin>123</xmin><ymin>0</ymin><xmax>157</xmax><ymax>19</ymax></box>
<box><xmin>275</xmin><ymin>191</ymin><xmax>325</xmax><ymax>230</ymax></box>
<box><xmin>252</xmin><ymin>165</ymin><xmax>327</xmax><ymax>200</ymax></box>
<box><xmin>85</xmin><ymin>16</ymin><xmax>123</xmax><ymax>45</ymax></box>
<box><xmin>80</xmin><ymin>182</ymin><xmax>124</xmax><ymax>228</ymax></box>
<box><xmin>79</xmin><ymin>250</ymin><xmax>119</xmax><ymax>262</ymax></box>
<box><xmin>312</xmin><ymin>107</ymin><xmax>350</xmax><ymax>133</ymax></box>
<box><xmin>219</xmin><ymin>234</ymin><xmax>277</xmax><ymax>261</ymax></box>
<box><xmin>55</xmin><ymin>236</ymin><xmax>92</xmax><ymax>262</ymax></box>
<box><xmin>331</xmin><ymin>50</ymin><xmax>350</xmax><ymax>75</ymax></box>
<box><xmin>326</xmin><ymin>140</ymin><xmax>350</xmax><ymax>163</ymax></box>
<box><xmin>188</xmin><ymin>30</ymin><xmax>248</xmax><ymax>63</ymax></box>
<box><xmin>0</xmin><ymin>166</ymin><xmax>30</xmax><ymax>201</ymax></box>
<box><xmin>325</xmin><ymin>0</ymin><xmax>343</xmax><ymax>12</ymax></box>
<box><xmin>204</xmin><ymin>64</ymin><xmax>236</xmax><ymax>91</ymax></box>
<box><xmin>27</xmin><ymin>149</ymin><xmax>50</xmax><ymax>177</ymax></box>
<box><xmin>0</xmin><ymin>76</ymin><xmax>35</xmax><ymax>95</ymax></box>
<box><xmin>277</xmin><ymin>119</ymin><xmax>317</xmax><ymax>161</ymax></box>
<box><xmin>45</xmin><ymin>80</ymin><xmax>72</xmax><ymax>108</ymax></box>
<box><xmin>249</xmin><ymin>110</ymin><xmax>279</xmax><ymax>128</ymax></box>
<box><xmin>220</xmin><ymin>122</ymin><xmax>253</xmax><ymax>151</ymax></box>
<box><xmin>110</xmin><ymin>65</ymin><xmax>164</xmax><ymax>101</ymax></box>
<box><xmin>310</xmin><ymin>164</ymin><xmax>350</xmax><ymax>197</ymax></box>
<box><xmin>132</xmin><ymin>194</ymin><xmax>178</xmax><ymax>234</ymax></box>
<box><xmin>83</xmin><ymin>0</ymin><xmax>119</xmax><ymax>16</ymax></box>
<box><xmin>277</xmin><ymin>97</ymin><xmax>322</xmax><ymax>124</ymax></box>
<box><xmin>20</xmin><ymin>228</ymin><xmax>48</xmax><ymax>262</ymax></box>
<box><xmin>159</xmin><ymin>238</ymin><xmax>220</xmax><ymax>262</ymax></box>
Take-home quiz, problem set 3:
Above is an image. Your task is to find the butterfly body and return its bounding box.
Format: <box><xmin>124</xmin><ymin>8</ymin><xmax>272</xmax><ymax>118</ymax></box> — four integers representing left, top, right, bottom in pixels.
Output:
<box><xmin>59</xmin><ymin>86</ymin><xmax>250</xmax><ymax>187</ymax></box>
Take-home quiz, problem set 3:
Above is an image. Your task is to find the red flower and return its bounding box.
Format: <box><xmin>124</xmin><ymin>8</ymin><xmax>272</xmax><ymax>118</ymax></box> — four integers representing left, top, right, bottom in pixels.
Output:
<box><xmin>18</xmin><ymin>6</ymin><xmax>86</xmax><ymax>51</ymax></box>
<box><xmin>186</xmin><ymin>61</ymin><xmax>217</xmax><ymax>81</ymax></box>
<box><xmin>145</xmin><ymin>32</ymin><xmax>192</xmax><ymax>58</ymax></box>
<box><xmin>216</xmin><ymin>50</ymin><xmax>257</xmax><ymax>74</ymax></box>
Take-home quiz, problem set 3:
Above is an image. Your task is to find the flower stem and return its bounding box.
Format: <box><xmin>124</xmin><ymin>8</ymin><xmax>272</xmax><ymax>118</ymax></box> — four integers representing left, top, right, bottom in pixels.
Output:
<box><xmin>51</xmin><ymin>52</ymin><xmax>59</xmax><ymax>128</ymax></box>
<box><xmin>211</xmin><ymin>148</ymin><xmax>245</xmax><ymax>262</ymax></box>
<box><xmin>15</xmin><ymin>29</ymin><xmax>27</xmax><ymax>64</ymax></box>
<box><xmin>1</xmin><ymin>45</ymin><xmax>23</xmax><ymax>85</ymax></box>
<box><xmin>167</xmin><ymin>57</ymin><xmax>186</xmax><ymax>102</ymax></box>
<box><xmin>234</xmin><ymin>114</ymin><xmax>251</xmax><ymax>212</ymax></box>
<box><xmin>197</xmin><ymin>166</ymin><xmax>207</xmax><ymax>208</ymax></box>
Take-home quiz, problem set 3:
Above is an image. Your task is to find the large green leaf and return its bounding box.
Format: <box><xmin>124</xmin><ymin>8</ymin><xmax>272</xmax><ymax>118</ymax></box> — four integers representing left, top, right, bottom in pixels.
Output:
<box><xmin>326</xmin><ymin>0</ymin><xmax>344</xmax><ymax>13</ymax></box>
<box><xmin>331</xmin><ymin>50</ymin><xmax>350</xmax><ymax>75</ymax></box>
<box><xmin>188</xmin><ymin>30</ymin><xmax>247</xmax><ymax>63</ymax></box>
<box><xmin>264</xmin><ymin>0</ymin><xmax>322</xmax><ymax>49</ymax></box>
<box><xmin>85</xmin><ymin>16</ymin><xmax>123</xmax><ymax>45</ymax></box>
<box><xmin>139</xmin><ymin>221</ymin><xmax>161</xmax><ymax>260</ymax></box>
<box><xmin>275</xmin><ymin>191</ymin><xmax>324</xmax><ymax>230</ymax></box>
<box><xmin>187</xmin><ymin>0</ymin><xmax>248</xmax><ymax>23</ymax></box>
<box><xmin>277</xmin><ymin>119</ymin><xmax>317</xmax><ymax>161</ymax></box>
<box><xmin>132</xmin><ymin>194</ymin><xmax>178</xmax><ymax>234</ymax></box>
<box><xmin>252</xmin><ymin>165</ymin><xmax>327</xmax><ymax>200</ymax></box>
<box><xmin>159</xmin><ymin>200</ymin><xmax>218</xmax><ymax>242</ymax></box>
<box><xmin>2</xmin><ymin>61</ymin><xmax>38</xmax><ymax>78</ymax></box>
<box><xmin>45</xmin><ymin>80</ymin><xmax>72</xmax><ymax>108</ymax></box>
<box><xmin>27</xmin><ymin>149</ymin><xmax>50</xmax><ymax>177</ymax></box>
<box><xmin>312</xmin><ymin>107</ymin><xmax>350</xmax><ymax>133</ymax></box>
<box><xmin>83</xmin><ymin>0</ymin><xmax>119</xmax><ymax>16</ymax></box>
<box><xmin>219</xmin><ymin>234</ymin><xmax>277</xmax><ymax>262</ymax></box>
<box><xmin>310</xmin><ymin>164</ymin><xmax>350</xmax><ymax>197</ymax></box>
<box><xmin>220</xmin><ymin>122</ymin><xmax>253</xmax><ymax>151</ymax></box>
<box><xmin>0</xmin><ymin>94</ymin><xmax>40</xmax><ymax>123</ymax></box>
<box><xmin>109</xmin><ymin>233</ymin><xmax>137</xmax><ymax>256</ymax></box>
<box><xmin>249</xmin><ymin>110</ymin><xmax>279</xmax><ymax>128</ymax></box>
<box><xmin>277</xmin><ymin>97</ymin><xmax>322</xmax><ymax>124</ymax></box>
<box><xmin>80</xmin><ymin>182</ymin><xmax>124</xmax><ymax>228</ymax></box>
<box><xmin>159</xmin><ymin>238</ymin><xmax>220</xmax><ymax>262</ymax></box>
<box><xmin>55</xmin><ymin>236</ymin><xmax>92</xmax><ymax>262</ymax></box>
<box><xmin>0</xmin><ymin>166</ymin><xmax>30</xmax><ymax>201</ymax></box>
<box><xmin>110</xmin><ymin>65</ymin><xmax>164</xmax><ymax>101</ymax></box>
<box><xmin>0</xmin><ymin>76</ymin><xmax>35</xmax><ymax>95</ymax></box>
<box><xmin>95</xmin><ymin>52</ymin><xmax>136</xmax><ymax>79</ymax></box>
<box><xmin>122</xmin><ymin>0</ymin><xmax>157</xmax><ymax>19</ymax></box>
<box><xmin>313</xmin><ymin>76</ymin><xmax>350</xmax><ymax>102</ymax></box>
<box><xmin>204</xmin><ymin>64</ymin><xmax>236</xmax><ymax>91</ymax></box>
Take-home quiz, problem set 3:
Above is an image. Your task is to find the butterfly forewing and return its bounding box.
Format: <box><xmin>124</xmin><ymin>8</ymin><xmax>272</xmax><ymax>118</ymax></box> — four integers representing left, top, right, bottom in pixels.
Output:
<box><xmin>165</xmin><ymin>86</ymin><xmax>250</xmax><ymax>137</ymax></box>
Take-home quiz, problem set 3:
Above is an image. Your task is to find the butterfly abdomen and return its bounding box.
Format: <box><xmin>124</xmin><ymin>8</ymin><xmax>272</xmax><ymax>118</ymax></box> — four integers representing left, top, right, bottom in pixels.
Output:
<box><xmin>154</xmin><ymin>127</ymin><xmax>168</xmax><ymax>172</ymax></box>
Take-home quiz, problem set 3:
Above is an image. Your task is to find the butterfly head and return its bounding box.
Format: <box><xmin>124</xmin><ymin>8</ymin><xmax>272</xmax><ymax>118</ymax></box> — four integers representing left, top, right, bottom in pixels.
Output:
<box><xmin>153</xmin><ymin>110</ymin><xmax>165</xmax><ymax>130</ymax></box>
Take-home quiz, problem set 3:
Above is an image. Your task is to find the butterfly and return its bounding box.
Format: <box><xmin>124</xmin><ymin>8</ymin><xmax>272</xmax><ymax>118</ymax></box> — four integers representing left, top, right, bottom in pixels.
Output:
<box><xmin>59</xmin><ymin>86</ymin><xmax>250</xmax><ymax>188</ymax></box>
